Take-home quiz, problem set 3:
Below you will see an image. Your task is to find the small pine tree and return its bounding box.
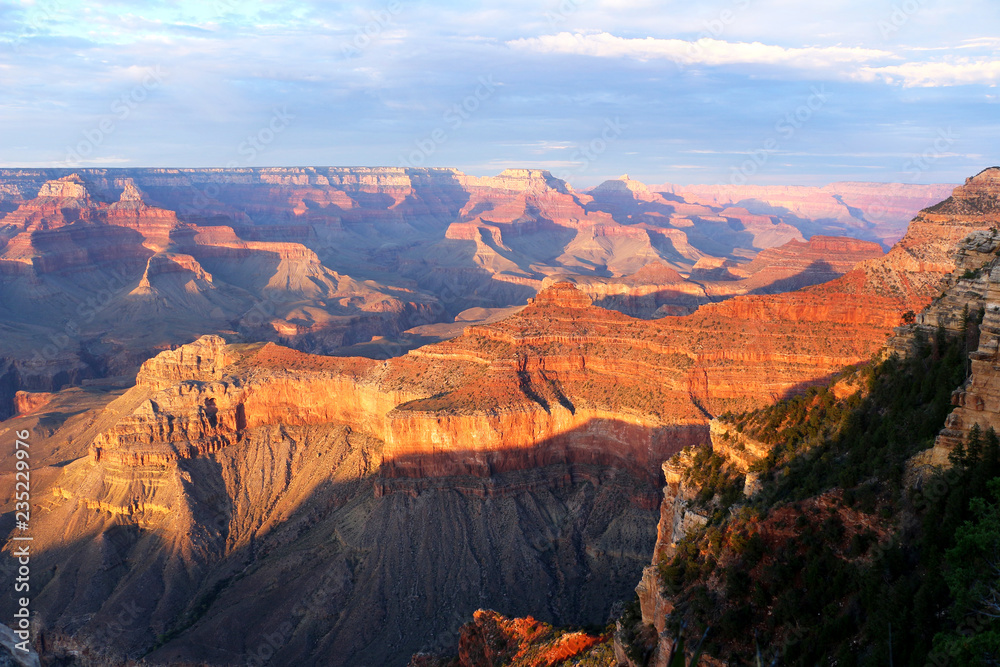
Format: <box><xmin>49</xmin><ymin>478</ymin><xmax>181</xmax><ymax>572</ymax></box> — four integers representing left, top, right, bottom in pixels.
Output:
<box><xmin>949</xmin><ymin>437</ymin><xmax>968</xmax><ymax>467</ymax></box>
<box><xmin>986</xmin><ymin>427</ymin><xmax>1000</xmax><ymax>463</ymax></box>
<box><xmin>967</xmin><ymin>423</ymin><xmax>984</xmax><ymax>463</ymax></box>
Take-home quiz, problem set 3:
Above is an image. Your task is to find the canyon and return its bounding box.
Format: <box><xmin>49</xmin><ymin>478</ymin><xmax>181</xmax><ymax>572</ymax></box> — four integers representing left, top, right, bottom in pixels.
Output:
<box><xmin>659</xmin><ymin>180</ymin><xmax>955</xmax><ymax>247</ymax></box>
<box><xmin>613</xmin><ymin>168</ymin><xmax>1000</xmax><ymax>666</ymax></box>
<box><xmin>0</xmin><ymin>168</ymin><xmax>948</xmax><ymax>422</ymax></box>
<box><xmin>0</xmin><ymin>167</ymin><xmax>990</xmax><ymax>666</ymax></box>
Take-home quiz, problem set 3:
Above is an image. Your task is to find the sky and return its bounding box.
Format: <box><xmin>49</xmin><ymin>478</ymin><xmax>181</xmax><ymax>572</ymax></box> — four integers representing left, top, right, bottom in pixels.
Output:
<box><xmin>0</xmin><ymin>0</ymin><xmax>998</xmax><ymax>188</ymax></box>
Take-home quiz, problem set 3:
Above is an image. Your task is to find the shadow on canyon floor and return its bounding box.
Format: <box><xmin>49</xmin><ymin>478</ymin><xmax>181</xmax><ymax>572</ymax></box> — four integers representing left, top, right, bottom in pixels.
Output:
<box><xmin>2</xmin><ymin>425</ymin><xmax>670</xmax><ymax>667</ymax></box>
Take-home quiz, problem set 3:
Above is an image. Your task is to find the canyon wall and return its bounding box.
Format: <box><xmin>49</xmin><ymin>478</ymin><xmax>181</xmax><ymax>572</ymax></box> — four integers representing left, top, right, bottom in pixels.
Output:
<box><xmin>622</xmin><ymin>167</ymin><xmax>1000</xmax><ymax>667</ymax></box>
<box><xmin>2</xmin><ymin>168</ymin><xmax>991</xmax><ymax>667</ymax></box>
<box><xmin>0</xmin><ymin>167</ymin><xmax>947</xmax><ymax>423</ymax></box>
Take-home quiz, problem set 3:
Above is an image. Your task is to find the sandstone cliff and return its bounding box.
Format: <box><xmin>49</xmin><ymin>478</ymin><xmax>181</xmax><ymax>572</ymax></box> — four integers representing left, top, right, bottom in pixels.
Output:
<box><xmin>618</xmin><ymin>168</ymin><xmax>1000</xmax><ymax>667</ymax></box>
<box><xmin>0</xmin><ymin>168</ymin><xmax>985</xmax><ymax>667</ymax></box>
<box><xmin>409</xmin><ymin>609</ymin><xmax>610</xmax><ymax>667</ymax></box>
<box><xmin>0</xmin><ymin>167</ymin><xmax>948</xmax><ymax>422</ymax></box>
<box><xmin>2</xmin><ymin>329</ymin><xmax>665</xmax><ymax>666</ymax></box>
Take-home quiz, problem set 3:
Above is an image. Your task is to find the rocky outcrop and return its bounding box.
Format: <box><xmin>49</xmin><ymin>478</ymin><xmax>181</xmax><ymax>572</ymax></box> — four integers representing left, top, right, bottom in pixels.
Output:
<box><xmin>527</xmin><ymin>281</ymin><xmax>594</xmax><ymax>308</ymax></box>
<box><xmin>431</xmin><ymin>610</ymin><xmax>606</xmax><ymax>667</ymax></box>
<box><xmin>652</xmin><ymin>454</ymin><xmax>710</xmax><ymax>562</ymax></box>
<box><xmin>707</xmin><ymin>418</ymin><xmax>771</xmax><ymax>475</ymax></box>
<box><xmin>622</xmin><ymin>451</ymin><xmax>719</xmax><ymax>667</ymax></box>
<box><xmin>919</xmin><ymin>242</ymin><xmax>1000</xmax><ymax>463</ymax></box>
<box><xmin>89</xmin><ymin>338</ymin><xmax>394</xmax><ymax>466</ymax></box>
<box><xmin>13</xmin><ymin>390</ymin><xmax>54</xmax><ymax>415</ymax></box>
<box><xmin>36</xmin><ymin>174</ymin><xmax>90</xmax><ymax>200</ymax></box>
<box><xmin>888</xmin><ymin>229</ymin><xmax>998</xmax><ymax>358</ymax></box>
<box><xmin>7</xmin><ymin>373</ymin><xmax>656</xmax><ymax>667</ymax></box>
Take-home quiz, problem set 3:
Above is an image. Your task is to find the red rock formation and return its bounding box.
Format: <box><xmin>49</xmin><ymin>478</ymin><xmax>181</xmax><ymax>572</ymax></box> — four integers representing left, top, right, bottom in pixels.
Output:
<box><xmin>734</xmin><ymin>235</ymin><xmax>883</xmax><ymax>280</ymax></box>
<box><xmin>9</xmin><ymin>168</ymin><xmax>996</xmax><ymax>667</ymax></box>
<box><xmin>10</xmin><ymin>354</ymin><xmax>654</xmax><ymax>667</ymax></box>
<box><xmin>566</xmin><ymin>235</ymin><xmax>884</xmax><ymax>318</ymax></box>
<box><xmin>86</xmin><ymin>276</ymin><xmax>904</xmax><ymax>483</ymax></box>
<box><xmin>32</xmin><ymin>169</ymin><xmax>1000</xmax><ymax>481</ymax></box>
<box><xmin>526</xmin><ymin>281</ymin><xmax>594</xmax><ymax>308</ymax></box>
<box><xmin>14</xmin><ymin>390</ymin><xmax>54</xmax><ymax>415</ymax></box>
<box><xmin>451</xmin><ymin>610</ymin><xmax>605</xmax><ymax>667</ymax></box>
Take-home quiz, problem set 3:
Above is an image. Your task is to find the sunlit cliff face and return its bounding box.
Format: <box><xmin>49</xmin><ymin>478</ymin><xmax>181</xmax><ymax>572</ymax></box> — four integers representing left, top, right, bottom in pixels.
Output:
<box><xmin>2</xmin><ymin>168</ymin><xmax>997</xmax><ymax>666</ymax></box>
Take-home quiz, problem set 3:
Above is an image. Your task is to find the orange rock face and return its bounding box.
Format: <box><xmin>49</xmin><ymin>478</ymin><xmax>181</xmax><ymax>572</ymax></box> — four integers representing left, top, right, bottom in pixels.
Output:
<box><xmin>13</xmin><ymin>390</ymin><xmax>54</xmax><ymax>415</ymax></box>
<box><xmin>453</xmin><ymin>610</ymin><xmax>605</xmax><ymax>667</ymax></box>
<box><xmin>732</xmin><ymin>235</ymin><xmax>883</xmax><ymax>284</ymax></box>
<box><xmin>83</xmin><ymin>169</ymin><xmax>1000</xmax><ymax>488</ymax></box>
<box><xmin>527</xmin><ymin>281</ymin><xmax>594</xmax><ymax>308</ymax></box>
<box><xmin>87</xmin><ymin>279</ymin><xmax>907</xmax><ymax>483</ymax></box>
<box><xmin>0</xmin><ymin>167</ymin><xmax>955</xmax><ymax>423</ymax></box>
<box><xmin>6</xmin><ymin>169</ymin><xmax>995</xmax><ymax>667</ymax></box>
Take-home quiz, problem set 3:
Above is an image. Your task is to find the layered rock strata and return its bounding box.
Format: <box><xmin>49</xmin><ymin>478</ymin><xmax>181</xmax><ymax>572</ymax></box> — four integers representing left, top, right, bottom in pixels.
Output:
<box><xmin>2</xmin><ymin>169</ymin><xmax>992</xmax><ymax>667</ymax></box>
<box><xmin>622</xmin><ymin>168</ymin><xmax>1000</xmax><ymax>667</ymax></box>
<box><xmin>572</xmin><ymin>236</ymin><xmax>885</xmax><ymax>318</ymax></box>
<box><xmin>88</xmin><ymin>170</ymin><xmax>991</xmax><ymax>482</ymax></box>
<box><xmin>0</xmin><ymin>168</ymin><xmax>953</xmax><ymax>422</ymax></box>
<box><xmin>5</xmin><ymin>357</ymin><xmax>658</xmax><ymax>667</ymax></box>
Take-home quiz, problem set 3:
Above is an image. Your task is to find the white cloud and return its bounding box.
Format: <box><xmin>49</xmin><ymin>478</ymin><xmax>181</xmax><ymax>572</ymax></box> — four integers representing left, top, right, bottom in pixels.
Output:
<box><xmin>507</xmin><ymin>32</ymin><xmax>892</xmax><ymax>69</ymax></box>
<box><xmin>508</xmin><ymin>32</ymin><xmax>1000</xmax><ymax>88</ymax></box>
<box><xmin>858</xmin><ymin>59</ymin><xmax>1000</xmax><ymax>87</ymax></box>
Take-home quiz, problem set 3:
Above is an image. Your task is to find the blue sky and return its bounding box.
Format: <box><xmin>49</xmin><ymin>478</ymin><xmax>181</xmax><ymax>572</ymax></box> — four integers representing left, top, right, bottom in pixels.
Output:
<box><xmin>0</xmin><ymin>0</ymin><xmax>997</xmax><ymax>187</ymax></box>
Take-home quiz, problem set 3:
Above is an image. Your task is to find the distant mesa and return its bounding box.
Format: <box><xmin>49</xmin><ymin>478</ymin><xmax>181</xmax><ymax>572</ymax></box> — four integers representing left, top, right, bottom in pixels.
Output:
<box><xmin>36</xmin><ymin>174</ymin><xmax>90</xmax><ymax>199</ymax></box>
<box><xmin>657</xmin><ymin>179</ymin><xmax>957</xmax><ymax>247</ymax></box>
<box><xmin>591</xmin><ymin>173</ymin><xmax>652</xmax><ymax>195</ymax></box>
<box><xmin>527</xmin><ymin>281</ymin><xmax>594</xmax><ymax>308</ymax></box>
<box><xmin>627</xmin><ymin>261</ymin><xmax>685</xmax><ymax>284</ymax></box>
<box><xmin>115</xmin><ymin>179</ymin><xmax>146</xmax><ymax>204</ymax></box>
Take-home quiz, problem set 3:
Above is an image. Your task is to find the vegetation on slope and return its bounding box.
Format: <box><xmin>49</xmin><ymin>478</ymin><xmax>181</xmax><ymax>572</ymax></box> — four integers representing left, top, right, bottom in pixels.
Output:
<box><xmin>656</xmin><ymin>323</ymin><xmax>1000</xmax><ymax>665</ymax></box>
